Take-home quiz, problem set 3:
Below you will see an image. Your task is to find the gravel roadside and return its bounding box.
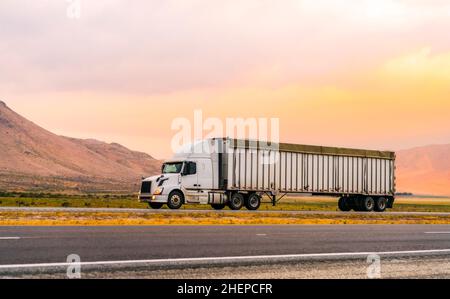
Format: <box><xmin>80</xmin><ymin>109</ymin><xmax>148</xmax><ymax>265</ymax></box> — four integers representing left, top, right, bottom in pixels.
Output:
<box><xmin>3</xmin><ymin>255</ymin><xmax>450</xmax><ymax>279</ymax></box>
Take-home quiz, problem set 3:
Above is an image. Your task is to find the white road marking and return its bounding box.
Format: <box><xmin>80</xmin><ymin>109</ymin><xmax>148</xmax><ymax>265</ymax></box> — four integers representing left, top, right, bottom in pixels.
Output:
<box><xmin>0</xmin><ymin>237</ymin><xmax>21</xmax><ymax>240</ymax></box>
<box><xmin>425</xmin><ymin>232</ymin><xmax>450</xmax><ymax>234</ymax></box>
<box><xmin>256</xmin><ymin>234</ymin><xmax>267</xmax><ymax>236</ymax></box>
<box><xmin>0</xmin><ymin>249</ymin><xmax>450</xmax><ymax>270</ymax></box>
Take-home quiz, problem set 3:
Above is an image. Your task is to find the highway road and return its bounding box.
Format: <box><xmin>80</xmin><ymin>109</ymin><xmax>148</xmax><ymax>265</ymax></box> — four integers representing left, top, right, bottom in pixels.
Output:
<box><xmin>1</xmin><ymin>225</ymin><xmax>449</xmax><ymax>278</ymax></box>
<box><xmin>0</xmin><ymin>225</ymin><xmax>449</xmax><ymax>264</ymax></box>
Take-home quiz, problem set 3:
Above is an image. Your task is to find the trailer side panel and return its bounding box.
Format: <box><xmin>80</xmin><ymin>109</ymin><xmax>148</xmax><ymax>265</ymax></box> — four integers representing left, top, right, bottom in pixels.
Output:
<box><xmin>225</xmin><ymin>140</ymin><xmax>395</xmax><ymax>197</ymax></box>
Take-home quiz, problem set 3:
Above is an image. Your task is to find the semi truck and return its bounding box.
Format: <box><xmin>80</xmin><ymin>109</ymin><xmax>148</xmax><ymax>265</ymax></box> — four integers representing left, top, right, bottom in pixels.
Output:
<box><xmin>139</xmin><ymin>138</ymin><xmax>396</xmax><ymax>212</ymax></box>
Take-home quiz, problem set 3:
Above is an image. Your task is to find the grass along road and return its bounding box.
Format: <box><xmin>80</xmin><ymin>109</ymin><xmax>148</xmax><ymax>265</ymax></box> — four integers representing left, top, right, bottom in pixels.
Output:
<box><xmin>1</xmin><ymin>195</ymin><xmax>450</xmax><ymax>225</ymax></box>
<box><xmin>1</xmin><ymin>195</ymin><xmax>450</xmax><ymax>212</ymax></box>
<box><xmin>1</xmin><ymin>210</ymin><xmax>450</xmax><ymax>225</ymax></box>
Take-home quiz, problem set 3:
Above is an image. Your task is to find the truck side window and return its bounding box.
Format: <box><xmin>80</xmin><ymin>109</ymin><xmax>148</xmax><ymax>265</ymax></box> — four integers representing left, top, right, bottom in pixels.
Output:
<box><xmin>186</xmin><ymin>162</ymin><xmax>197</xmax><ymax>175</ymax></box>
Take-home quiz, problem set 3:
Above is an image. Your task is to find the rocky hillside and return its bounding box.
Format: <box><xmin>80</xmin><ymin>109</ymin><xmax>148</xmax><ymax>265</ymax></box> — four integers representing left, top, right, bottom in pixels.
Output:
<box><xmin>0</xmin><ymin>101</ymin><xmax>161</xmax><ymax>193</ymax></box>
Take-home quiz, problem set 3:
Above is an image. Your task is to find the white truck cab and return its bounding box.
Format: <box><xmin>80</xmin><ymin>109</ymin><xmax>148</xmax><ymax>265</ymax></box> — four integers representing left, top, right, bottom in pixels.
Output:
<box><xmin>139</xmin><ymin>140</ymin><xmax>225</xmax><ymax>210</ymax></box>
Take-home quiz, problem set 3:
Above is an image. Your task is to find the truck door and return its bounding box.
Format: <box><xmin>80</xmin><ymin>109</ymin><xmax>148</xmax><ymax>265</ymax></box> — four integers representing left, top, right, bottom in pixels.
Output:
<box><xmin>181</xmin><ymin>161</ymin><xmax>198</xmax><ymax>189</ymax></box>
<box><xmin>197</xmin><ymin>159</ymin><xmax>213</xmax><ymax>189</ymax></box>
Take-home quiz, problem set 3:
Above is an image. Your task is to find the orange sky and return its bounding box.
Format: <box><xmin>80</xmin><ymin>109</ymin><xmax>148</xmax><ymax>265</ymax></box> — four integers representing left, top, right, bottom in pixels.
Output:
<box><xmin>2</xmin><ymin>1</ymin><xmax>450</xmax><ymax>158</ymax></box>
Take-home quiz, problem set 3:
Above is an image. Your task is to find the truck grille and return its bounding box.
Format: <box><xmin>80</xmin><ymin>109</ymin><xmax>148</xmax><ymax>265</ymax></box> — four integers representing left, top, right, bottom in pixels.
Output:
<box><xmin>140</xmin><ymin>181</ymin><xmax>152</xmax><ymax>193</ymax></box>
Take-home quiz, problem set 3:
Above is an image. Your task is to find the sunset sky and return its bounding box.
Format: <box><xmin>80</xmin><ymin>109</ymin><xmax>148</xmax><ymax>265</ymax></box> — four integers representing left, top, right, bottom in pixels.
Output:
<box><xmin>2</xmin><ymin>0</ymin><xmax>450</xmax><ymax>159</ymax></box>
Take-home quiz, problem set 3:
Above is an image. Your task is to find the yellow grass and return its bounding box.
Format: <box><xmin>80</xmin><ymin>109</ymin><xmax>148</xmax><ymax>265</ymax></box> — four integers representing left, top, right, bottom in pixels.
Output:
<box><xmin>395</xmin><ymin>197</ymin><xmax>450</xmax><ymax>205</ymax></box>
<box><xmin>1</xmin><ymin>211</ymin><xmax>449</xmax><ymax>225</ymax></box>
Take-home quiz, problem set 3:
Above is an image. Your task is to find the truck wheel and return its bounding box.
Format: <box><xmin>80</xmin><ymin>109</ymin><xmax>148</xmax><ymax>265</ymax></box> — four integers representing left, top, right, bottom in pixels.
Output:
<box><xmin>228</xmin><ymin>193</ymin><xmax>244</xmax><ymax>210</ymax></box>
<box><xmin>352</xmin><ymin>197</ymin><xmax>363</xmax><ymax>211</ymax></box>
<box><xmin>149</xmin><ymin>203</ymin><xmax>163</xmax><ymax>209</ymax></box>
<box><xmin>352</xmin><ymin>203</ymin><xmax>363</xmax><ymax>212</ymax></box>
<box><xmin>374</xmin><ymin>197</ymin><xmax>387</xmax><ymax>212</ymax></box>
<box><xmin>245</xmin><ymin>194</ymin><xmax>261</xmax><ymax>210</ymax></box>
<box><xmin>362</xmin><ymin>196</ymin><xmax>375</xmax><ymax>212</ymax></box>
<box><xmin>338</xmin><ymin>197</ymin><xmax>351</xmax><ymax>212</ymax></box>
<box><xmin>167</xmin><ymin>191</ymin><xmax>184</xmax><ymax>210</ymax></box>
<box><xmin>211</xmin><ymin>204</ymin><xmax>226</xmax><ymax>210</ymax></box>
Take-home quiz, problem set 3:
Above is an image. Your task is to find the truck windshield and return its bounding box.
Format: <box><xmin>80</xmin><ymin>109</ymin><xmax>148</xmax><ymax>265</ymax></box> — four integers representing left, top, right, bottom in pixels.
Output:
<box><xmin>162</xmin><ymin>162</ymin><xmax>184</xmax><ymax>174</ymax></box>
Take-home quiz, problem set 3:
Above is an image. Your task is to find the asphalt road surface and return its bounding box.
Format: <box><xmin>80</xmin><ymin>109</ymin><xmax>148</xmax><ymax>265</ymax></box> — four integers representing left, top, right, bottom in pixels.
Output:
<box><xmin>1</xmin><ymin>225</ymin><xmax>449</xmax><ymax>278</ymax></box>
<box><xmin>0</xmin><ymin>225</ymin><xmax>448</xmax><ymax>260</ymax></box>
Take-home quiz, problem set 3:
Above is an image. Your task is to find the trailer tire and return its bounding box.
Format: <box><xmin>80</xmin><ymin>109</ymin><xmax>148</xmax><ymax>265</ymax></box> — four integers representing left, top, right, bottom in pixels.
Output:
<box><xmin>228</xmin><ymin>193</ymin><xmax>245</xmax><ymax>210</ymax></box>
<box><xmin>353</xmin><ymin>204</ymin><xmax>363</xmax><ymax>212</ymax></box>
<box><xmin>351</xmin><ymin>197</ymin><xmax>363</xmax><ymax>211</ymax></box>
<box><xmin>338</xmin><ymin>197</ymin><xmax>351</xmax><ymax>212</ymax></box>
<box><xmin>362</xmin><ymin>196</ymin><xmax>375</xmax><ymax>212</ymax></box>
<box><xmin>211</xmin><ymin>204</ymin><xmax>226</xmax><ymax>210</ymax></box>
<box><xmin>148</xmin><ymin>202</ymin><xmax>163</xmax><ymax>209</ymax></box>
<box><xmin>167</xmin><ymin>191</ymin><xmax>184</xmax><ymax>210</ymax></box>
<box><xmin>374</xmin><ymin>197</ymin><xmax>387</xmax><ymax>212</ymax></box>
<box><xmin>245</xmin><ymin>193</ymin><xmax>261</xmax><ymax>210</ymax></box>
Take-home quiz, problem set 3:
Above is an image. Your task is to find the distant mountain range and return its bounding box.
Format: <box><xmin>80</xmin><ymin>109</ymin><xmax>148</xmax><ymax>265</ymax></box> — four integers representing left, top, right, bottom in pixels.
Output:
<box><xmin>0</xmin><ymin>100</ymin><xmax>448</xmax><ymax>195</ymax></box>
<box><xmin>0</xmin><ymin>101</ymin><xmax>161</xmax><ymax>193</ymax></box>
<box><xmin>396</xmin><ymin>144</ymin><xmax>449</xmax><ymax>196</ymax></box>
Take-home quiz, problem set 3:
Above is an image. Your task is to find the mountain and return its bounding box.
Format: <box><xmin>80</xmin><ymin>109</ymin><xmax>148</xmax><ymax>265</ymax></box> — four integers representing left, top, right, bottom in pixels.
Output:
<box><xmin>396</xmin><ymin>144</ymin><xmax>450</xmax><ymax>196</ymax></box>
<box><xmin>0</xmin><ymin>101</ymin><xmax>162</xmax><ymax>193</ymax></box>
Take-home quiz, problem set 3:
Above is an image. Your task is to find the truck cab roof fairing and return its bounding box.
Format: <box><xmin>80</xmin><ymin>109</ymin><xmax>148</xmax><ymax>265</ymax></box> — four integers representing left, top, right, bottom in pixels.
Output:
<box><xmin>171</xmin><ymin>139</ymin><xmax>216</xmax><ymax>160</ymax></box>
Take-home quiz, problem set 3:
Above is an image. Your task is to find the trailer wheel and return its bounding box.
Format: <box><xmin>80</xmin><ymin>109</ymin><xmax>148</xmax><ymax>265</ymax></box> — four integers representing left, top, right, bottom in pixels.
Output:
<box><xmin>148</xmin><ymin>202</ymin><xmax>163</xmax><ymax>209</ymax></box>
<box><xmin>211</xmin><ymin>204</ymin><xmax>226</xmax><ymax>210</ymax></box>
<box><xmin>352</xmin><ymin>203</ymin><xmax>363</xmax><ymax>212</ymax></box>
<box><xmin>338</xmin><ymin>197</ymin><xmax>351</xmax><ymax>212</ymax></box>
<box><xmin>362</xmin><ymin>196</ymin><xmax>375</xmax><ymax>212</ymax></box>
<box><xmin>245</xmin><ymin>193</ymin><xmax>261</xmax><ymax>210</ymax></box>
<box><xmin>351</xmin><ymin>197</ymin><xmax>363</xmax><ymax>211</ymax></box>
<box><xmin>374</xmin><ymin>197</ymin><xmax>387</xmax><ymax>212</ymax></box>
<box><xmin>228</xmin><ymin>193</ymin><xmax>244</xmax><ymax>210</ymax></box>
<box><xmin>167</xmin><ymin>191</ymin><xmax>184</xmax><ymax>210</ymax></box>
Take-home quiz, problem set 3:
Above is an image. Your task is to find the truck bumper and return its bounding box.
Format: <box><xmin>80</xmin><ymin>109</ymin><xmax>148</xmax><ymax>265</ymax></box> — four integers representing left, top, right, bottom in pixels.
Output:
<box><xmin>139</xmin><ymin>194</ymin><xmax>168</xmax><ymax>203</ymax></box>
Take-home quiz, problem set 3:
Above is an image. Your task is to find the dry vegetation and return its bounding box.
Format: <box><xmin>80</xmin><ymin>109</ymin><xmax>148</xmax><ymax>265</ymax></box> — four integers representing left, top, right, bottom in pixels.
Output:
<box><xmin>2</xmin><ymin>194</ymin><xmax>450</xmax><ymax>212</ymax></box>
<box><xmin>1</xmin><ymin>210</ymin><xmax>450</xmax><ymax>226</ymax></box>
<box><xmin>1</xmin><ymin>194</ymin><xmax>450</xmax><ymax>225</ymax></box>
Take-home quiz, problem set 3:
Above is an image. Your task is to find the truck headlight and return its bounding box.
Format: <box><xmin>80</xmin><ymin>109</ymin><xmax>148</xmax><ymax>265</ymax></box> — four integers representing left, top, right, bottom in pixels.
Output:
<box><xmin>153</xmin><ymin>187</ymin><xmax>164</xmax><ymax>195</ymax></box>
